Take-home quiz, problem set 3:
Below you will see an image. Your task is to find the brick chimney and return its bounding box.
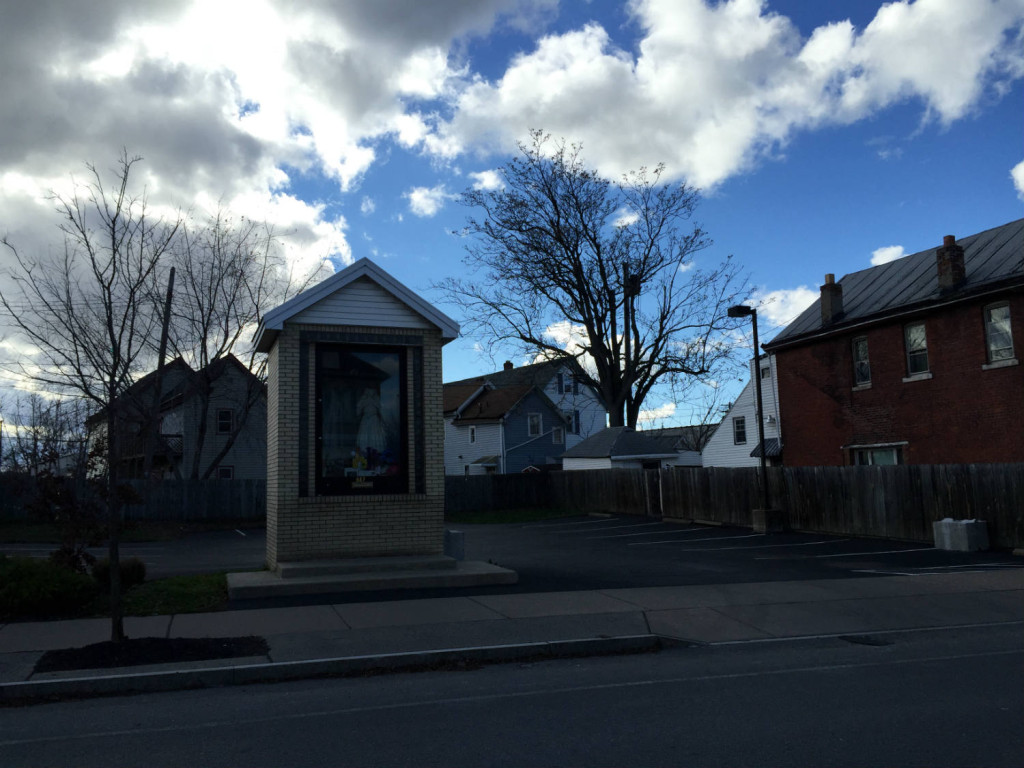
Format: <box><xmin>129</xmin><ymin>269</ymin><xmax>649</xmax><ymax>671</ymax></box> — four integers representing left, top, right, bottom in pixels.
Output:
<box><xmin>936</xmin><ymin>234</ymin><xmax>965</xmax><ymax>291</ymax></box>
<box><xmin>503</xmin><ymin>360</ymin><xmax>514</xmax><ymax>372</ymax></box>
<box><xmin>820</xmin><ymin>273</ymin><xmax>843</xmax><ymax>326</ymax></box>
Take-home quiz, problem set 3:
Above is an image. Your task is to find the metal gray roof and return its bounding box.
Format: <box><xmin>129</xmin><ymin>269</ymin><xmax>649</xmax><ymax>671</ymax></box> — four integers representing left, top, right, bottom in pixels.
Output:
<box><xmin>561</xmin><ymin>427</ymin><xmax>680</xmax><ymax>459</ymax></box>
<box><xmin>766</xmin><ymin>218</ymin><xmax>1024</xmax><ymax>349</ymax></box>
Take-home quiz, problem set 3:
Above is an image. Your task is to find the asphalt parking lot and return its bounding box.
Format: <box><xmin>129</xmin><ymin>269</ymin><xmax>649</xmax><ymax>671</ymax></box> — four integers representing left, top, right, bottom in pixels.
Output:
<box><xmin>5</xmin><ymin>515</ymin><xmax>1021</xmax><ymax>604</ymax></box>
<box><xmin>461</xmin><ymin>515</ymin><xmax>1024</xmax><ymax>592</ymax></box>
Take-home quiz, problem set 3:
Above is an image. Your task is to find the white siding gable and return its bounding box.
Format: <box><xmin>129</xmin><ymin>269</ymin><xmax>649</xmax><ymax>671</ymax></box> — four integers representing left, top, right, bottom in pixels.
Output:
<box><xmin>444</xmin><ymin>417</ymin><xmax>503</xmax><ymax>475</ymax></box>
<box><xmin>542</xmin><ymin>365</ymin><xmax>607</xmax><ymax>450</ymax></box>
<box><xmin>290</xmin><ymin>276</ymin><xmax>434</xmax><ymax>331</ymax></box>
<box><xmin>702</xmin><ymin>355</ymin><xmax>781</xmax><ymax>468</ymax></box>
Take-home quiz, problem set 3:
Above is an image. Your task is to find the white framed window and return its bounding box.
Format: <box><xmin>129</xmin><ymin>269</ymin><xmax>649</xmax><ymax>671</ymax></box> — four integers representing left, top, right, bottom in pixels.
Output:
<box><xmin>852</xmin><ymin>446</ymin><xmax>902</xmax><ymax>465</ymax></box>
<box><xmin>216</xmin><ymin>465</ymin><xmax>234</xmax><ymax>479</ymax></box>
<box><xmin>760</xmin><ymin>365</ymin><xmax>770</xmax><ymax>380</ymax></box>
<box><xmin>528</xmin><ymin>413</ymin><xmax>542</xmax><ymax>436</ymax></box>
<box><xmin>732</xmin><ymin>416</ymin><xmax>746</xmax><ymax>445</ymax></box>
<box><xmin>984</xmin><ymin>302</ymin><xmax>1014</xmax><ymax>362</ymax></box>
<box><xmin>562</xmin><ymin>409</ymin><xmax>580</xmax><ymax>435</ymax></box>
<box><xmin>469</xmin><ymin>426</ymin><xmax>476</xmax><ymax>444</ymax></box>
<box><xmin>552</xmin><ymin>427</ymin><xmax>564</xmax><ymax>444</ymax></box>
<box><xmin>904</xmin><ymin>322</ymin><xmax>929</xmax><ymax>375</ymax></box>
<box><xmin>216</xmin><ymin>408</ymin><xmax>234</xmax><ymax>435</ymax></box>
<box><xmin>853</xmin><ymin>336</ymin><xmax>871</xmax><ymax>385</ymax></box>
<box><xmin>557</xmin><ymin>373</ymin><xmax>575</xmax><ymax>394</ymax></box>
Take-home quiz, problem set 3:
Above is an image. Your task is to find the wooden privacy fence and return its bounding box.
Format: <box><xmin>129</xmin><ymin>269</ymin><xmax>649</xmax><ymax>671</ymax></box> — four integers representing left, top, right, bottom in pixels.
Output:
<box><xmin>122</xmin><ymin>479</ymin><xmax>266</xmax><ymax>521</ymax></box>
<box><xmin>0</xmin><ymin>477</ymin><xmax>266</xmax><ymax>522</ymax></box>
<box><xmin>445</xmin><ymin>464</ymin><xmax>1024</xmax><ymax>549</ymax></box>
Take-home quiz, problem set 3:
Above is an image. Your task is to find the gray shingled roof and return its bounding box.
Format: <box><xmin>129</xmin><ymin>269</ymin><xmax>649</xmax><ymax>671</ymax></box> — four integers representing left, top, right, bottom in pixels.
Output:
<box><xmin>766</xmin><ymin>218</ymin><xmax>1024</xmax><ymax>349</ymax></box>
<box><xmin>561</xmin><ymin>427</ymin><xmax>680</xmax><ymax>459</ymax></box>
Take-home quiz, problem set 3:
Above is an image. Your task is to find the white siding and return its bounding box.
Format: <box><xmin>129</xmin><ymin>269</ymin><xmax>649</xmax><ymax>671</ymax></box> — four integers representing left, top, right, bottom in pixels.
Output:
<box><xmin>665</xmin><ymin>450</ymin><xmax>702</xmax><ymax>467</ymax></box>
<box><xmin>291</xmin><ymin>276</ymin><xmax>434</xmax><ymax>331</ymax></box>
<box><xmin>562</xmin><ymin>457</ymin><xmax>613</xmax><ymax>471</ymax></box>
<box><xmin>444</xmin><ymin>418</ymin><xmax>503</xmax><ymax>475</ymax></box>
<box><xmin>542</xmin><ymin>365</ymin><xmax>608</xmax><ymax>450</ymax></box>
<box><xmin>702</xmin><ymin>355</ymin><xmax>781</xmax><ymax>468</ymax></box>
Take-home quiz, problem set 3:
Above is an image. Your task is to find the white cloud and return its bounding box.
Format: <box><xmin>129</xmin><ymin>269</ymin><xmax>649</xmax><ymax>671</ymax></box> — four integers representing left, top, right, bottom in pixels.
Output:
<box><xmin>432</xmin><ymin>0</ymin><xmax>1024</xmax><ymax>187</ymax></box>
<box><xmin>871</xmin><ymin>244</ymin><xmax>906</xmax><ymax>265</ymax></box>
<box><xmin>361</xmin><ymin>196</ymin><xmax>376</xmax><ymax>215</ymax></box>
<box><xmin>405</xmin><ymin>185</ymin><xmax>455</xmax><ymax>217</ymax></box>
<box><xmin>637</xmin><ymin>402</ymin><xmax>676</xmax><ymax>425</ymax></box>
<box><xmin>613</xmin><ymin>207</ymin><xmax>640</xmax><ymax>227</ymax></box>
<box><xmin>754</xmin><ymin>286</ymin><xmax>818</xmax><ymax>330</ymax></box>
<box><xmin>469</xmin><ymin>169</ymin><xmax>504</xmax><ymax>191</ymax></box>
<box><xmin>1012</xmin><ymin>159</ymin><xmax>1024</xmax><ymax>199</ymax></box>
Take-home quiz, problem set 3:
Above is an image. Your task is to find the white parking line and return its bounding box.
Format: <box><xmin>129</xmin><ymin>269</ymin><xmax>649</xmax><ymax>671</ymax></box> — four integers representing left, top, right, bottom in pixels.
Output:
<box><xmin>690</xmin><ymin>539</ymin><xmax>847</xmax><ymax>553</ymax></box>
<box><xmin>629</xmin><ymin>533</ymin><xmax>764</xmax><ymax>546</ymax></box>
<box><xmin>815</xmin><ymin>547</ymin><xmax>934</xmax><ymax>559</ymax></box>
<box><xmin>575</xmin><ymin>522</ymin><xmax>665</xmax><ymax>535</ymax></box>
<box><xmin>910</xmin><ymin>562</ymin><xmax>1024</xmax><ymax>570</ymax></box>
<box><xmin>521</xmin><ymin>518</ymin><xmax>624</xmax><ymax>528</ymax></box>
<box><xmin>235</xmin><ymin>529</ymin><xmax>247</xmax><ymax>537</ymax></box>
<box><xmin>588</xmin><ymin>526</ymin><xmax>708</xmax><ymax>540</ymax></box>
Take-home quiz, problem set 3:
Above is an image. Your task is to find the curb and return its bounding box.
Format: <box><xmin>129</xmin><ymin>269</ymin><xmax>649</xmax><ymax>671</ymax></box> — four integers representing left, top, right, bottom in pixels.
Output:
<box><xmin>0</xmin><ymin>634</ymin><xmax>661</xmax><ymax>705</ymax></box>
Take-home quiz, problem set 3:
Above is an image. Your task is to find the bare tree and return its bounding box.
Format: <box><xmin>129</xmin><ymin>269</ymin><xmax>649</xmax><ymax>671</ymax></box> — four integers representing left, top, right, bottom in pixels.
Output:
<box><xmin>162</xmin><ymin>209</ymin><xmax>325</xmax><ymax>479</ymax></box>
<box><xmin>3</xmin><ymin>394</ymin><xmax>90</xmax><ymax>476</ymax></box>
<box><xmin>0</xmin><ymin>151</ymin><xmax>179</xmax><ymax>641</ymax></box>
<box><xmin>438</xmin><ymin>131</ymin><xmax>749</xmax><ymax>428</ymax></box>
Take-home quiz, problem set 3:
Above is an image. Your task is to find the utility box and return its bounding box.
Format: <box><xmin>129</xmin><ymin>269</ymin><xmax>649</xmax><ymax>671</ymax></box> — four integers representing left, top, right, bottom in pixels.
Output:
<box><xmin>933</xmin><ymin>518</ymin><xmax>990</xmax><ymax>552</ymax></box>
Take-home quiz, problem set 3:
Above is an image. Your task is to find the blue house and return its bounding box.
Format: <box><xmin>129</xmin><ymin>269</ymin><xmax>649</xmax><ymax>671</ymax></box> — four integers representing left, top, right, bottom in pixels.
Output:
<box><xmin>444</xmin><ymin>359</ymin><xmax>607</xmax><ymax>474</ymax></box>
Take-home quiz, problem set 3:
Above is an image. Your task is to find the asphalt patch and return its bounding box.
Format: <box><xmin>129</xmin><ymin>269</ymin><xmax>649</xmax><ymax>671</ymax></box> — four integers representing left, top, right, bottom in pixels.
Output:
<box><xmin>34</xmin><ymin>636</ymin><xmax>269</xmax><ymax>673</ymax></box>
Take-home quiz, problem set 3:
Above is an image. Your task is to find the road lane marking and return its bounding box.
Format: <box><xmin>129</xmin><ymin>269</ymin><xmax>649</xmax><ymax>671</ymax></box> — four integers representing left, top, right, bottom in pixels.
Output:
<box><xmin>588</xmin><ymin>526</ymin><xmax>709</xmax><ymax>540</ymax></box>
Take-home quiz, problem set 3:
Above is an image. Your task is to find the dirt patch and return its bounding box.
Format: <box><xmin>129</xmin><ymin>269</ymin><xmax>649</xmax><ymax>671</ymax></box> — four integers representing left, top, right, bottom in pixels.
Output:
<box><xmin>34</xmin><ymin>636</ymin><xmax>269</xmax><ymax>673</ymax></box>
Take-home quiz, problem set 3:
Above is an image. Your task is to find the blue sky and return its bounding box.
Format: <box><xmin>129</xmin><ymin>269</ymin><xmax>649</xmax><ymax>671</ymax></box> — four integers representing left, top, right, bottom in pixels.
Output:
<box><xmin>1</xmin><ymin>0</ymin><xmax>1022</xmax><ymax>426</ymax></box>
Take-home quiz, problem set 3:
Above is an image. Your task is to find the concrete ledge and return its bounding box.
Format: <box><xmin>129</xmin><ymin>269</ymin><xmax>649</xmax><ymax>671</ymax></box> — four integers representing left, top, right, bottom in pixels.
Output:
<box><xmin>0</xmin><ymin>635</ymin><xmax>660</xmax><ymax>704</ymax></box>
<box><xmin>276</xmin><ymin>555</ymin><xmax>457</xmax><ymax>579</ymax></box>
<box><xmin>227</xmin><ymin>560</ymin><xmax>517</xmax><ymax>600</ymax></box>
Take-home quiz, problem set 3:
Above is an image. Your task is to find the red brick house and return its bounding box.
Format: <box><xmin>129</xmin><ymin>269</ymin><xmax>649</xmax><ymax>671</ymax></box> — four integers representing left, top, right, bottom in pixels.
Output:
<box><xmin>763</xmin><ymin>218</ymin><xmax>1024</xmax><ymax>466</ymax></box>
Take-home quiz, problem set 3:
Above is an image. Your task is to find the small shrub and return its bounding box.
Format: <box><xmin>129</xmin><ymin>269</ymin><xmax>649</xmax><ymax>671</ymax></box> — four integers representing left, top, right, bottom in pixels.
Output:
<box><xmin>92</xmin><ymin>556</ymin><xmax>147</xmax><ymax>590</ymax></box>
<box><xmin>0</xmin><ymin>555</ymin><xmax>99</xmax><ymax>619</ymax></box>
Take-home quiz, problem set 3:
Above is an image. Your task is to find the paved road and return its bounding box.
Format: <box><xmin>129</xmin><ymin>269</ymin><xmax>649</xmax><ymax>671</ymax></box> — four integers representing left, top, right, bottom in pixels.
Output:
<box><xmin>2</xmin><ymin>623</ymin><xmax>1020</xmax><ymax>767</ymax></box>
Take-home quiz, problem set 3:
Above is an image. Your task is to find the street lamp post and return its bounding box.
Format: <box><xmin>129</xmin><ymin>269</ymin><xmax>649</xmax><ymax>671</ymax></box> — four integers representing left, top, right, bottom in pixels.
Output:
<box><xmin>728</xmin><ymin>304</ymin><xmax>778</xmax><ymax>530</ymax></box>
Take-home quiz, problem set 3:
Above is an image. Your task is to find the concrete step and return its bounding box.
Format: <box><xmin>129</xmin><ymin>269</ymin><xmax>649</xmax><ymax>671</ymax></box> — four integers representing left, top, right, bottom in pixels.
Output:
<box><xmin>227</xmin><ymin>560</ymin><xmax>518</xmax><ymax>600</ymax></box>
<box><xmin>276</xmin><ymin>555</ymin><xmax>457</xmax><ymax>579</ymax></box>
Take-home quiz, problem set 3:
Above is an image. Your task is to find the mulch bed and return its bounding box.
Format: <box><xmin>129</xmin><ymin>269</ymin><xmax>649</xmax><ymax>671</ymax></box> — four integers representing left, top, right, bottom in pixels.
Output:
<box><xmin>34</xmin><ymin>636</ymin><xmax>269</xmax><ymax>673</ymax></box>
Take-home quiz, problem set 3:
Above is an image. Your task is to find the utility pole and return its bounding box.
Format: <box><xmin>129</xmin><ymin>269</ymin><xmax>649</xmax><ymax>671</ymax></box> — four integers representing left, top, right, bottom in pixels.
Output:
<box><xmin>143</xmin><ymin>267</ymin><xmax>175</xmax><ymax>480</ymax></box>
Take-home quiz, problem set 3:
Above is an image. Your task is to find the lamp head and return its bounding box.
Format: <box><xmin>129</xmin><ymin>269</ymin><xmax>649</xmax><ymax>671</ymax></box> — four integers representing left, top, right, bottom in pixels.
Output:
<box><xmin>727</xmin><ymin>304</ymin><xmax>754</xmax><ymax>318</ymax></box>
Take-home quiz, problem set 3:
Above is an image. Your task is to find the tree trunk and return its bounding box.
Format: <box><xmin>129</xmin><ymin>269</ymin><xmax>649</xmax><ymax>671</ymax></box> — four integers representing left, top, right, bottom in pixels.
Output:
<box><xmin>106</xmin><ymin>404</ymin><xmax>125</xmax><ymax>642</ymax></box>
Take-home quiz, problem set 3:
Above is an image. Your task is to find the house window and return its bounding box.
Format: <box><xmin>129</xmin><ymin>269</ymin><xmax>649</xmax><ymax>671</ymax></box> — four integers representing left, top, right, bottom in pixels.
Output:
<box><xmin>469</xmin><ymin>426</ymin><xmax>476</xmax><ymax>444</ymax></box>
<box><xmin>853</xmin><ymin>446</ymin><xmax>902</xmax><ymax>465</ymax></box>
<box><xmin>853</xmin><ymin>336</ymin><xmax>871</xmax><ymax>385</ymax></box>
<box><xmin>528</xmin><ymin>413</ymin><xmax>542</xmax><ymax>436</ymax></box>
<box><xmin>552</xmin><ymin>427</ymin><xmax>564</xmax><ymax>444</ymax></box>
<box><xmin>904</xmin><ymin>322</ymin><xmax>929</xmax><ymax>375</ymax></box>
<box><xmin>216</xmin><ymin>409</ymin><xmax>234</xmax><ymax>435</ymax></box>
<box><xmin>733</xmin><ymin>416</ymin><xmax>747</xmax><ymax>445</ymax></box>
<box><xmin>984</xmin><ymin>303</ymin><xmax>1014</xmax><ymax>362</ymax></box>
<box><xmin>760</xmin><ymin>365</ymin><xmax>770</xmax><ymax>380</ymax></box>
<box><xmin>315</xmin><ymin>344</ymin><xmax>408</xmax><ymax>495</ymax></box>
<box><xmin>562</xmin><ymin>410</ymin><xmax>580</xmax><ymax>435</ymax></box>
<box><xmin>216</xmin><ymin>465</ymin><xmax>234</xmax><ymax>480</ymax></box>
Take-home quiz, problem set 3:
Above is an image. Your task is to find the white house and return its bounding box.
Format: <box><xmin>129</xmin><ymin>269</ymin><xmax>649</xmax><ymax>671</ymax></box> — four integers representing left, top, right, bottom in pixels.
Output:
<box><xmin>444</xmin><ymin>359</ymin><xmax>607</xmax><ymax>475</ymax></box>
<box><xmin>701</xmin><ymin>354</ymin><xmax>782</xmax><ymax>467</ymax></box>
<box><xmin>561</xmin><ymin>426</ymin><xmax>698</xmax><ymax>471</ymax></box>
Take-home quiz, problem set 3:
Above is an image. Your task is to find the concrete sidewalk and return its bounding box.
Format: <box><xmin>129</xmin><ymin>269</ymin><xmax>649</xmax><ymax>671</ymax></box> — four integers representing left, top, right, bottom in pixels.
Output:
<box><xmin>2</xmin><ymin>569</ymin><xmax>1022</xmax><ymax>703</ymax></box>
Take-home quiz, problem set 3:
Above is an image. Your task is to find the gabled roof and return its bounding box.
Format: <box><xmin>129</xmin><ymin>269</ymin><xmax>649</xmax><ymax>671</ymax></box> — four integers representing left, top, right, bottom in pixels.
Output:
<box><xmin>641</xmin><ymin>424</ymin><xmax>717</xmax><ymax>452</ymax></box>
<box><xmin>254</xmin><ymin>257</ymin><xmax>460</xmax><ymax>352</ymax></box>
<box><xmin>445</xmin><ymin>357</ymin><xmax>607</xmax><ymax>410</ymax></box>
<box><xmin>446</xmin><ymin>357</ymin><xmax>581</xmax><ymax>389</ymax></box>
<box><xmin>561</xmin><ymin>426</ymin><xmax>680</xmax><ymax>460</ymax></box>
<box><xmin>451</xmin><ymin>384</ymin><xmax>567</xmax><ymax>425</ymax></box>
<box><xmin>766</xmin><ymin>219</ymin><xmax>1024</xmax><ymax>350</ymax></box>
